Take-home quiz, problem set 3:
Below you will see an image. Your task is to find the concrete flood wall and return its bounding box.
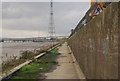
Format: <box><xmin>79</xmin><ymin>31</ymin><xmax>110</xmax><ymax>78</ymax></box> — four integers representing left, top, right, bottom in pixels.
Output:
<box><xmin>68</xmin><ymin>2</ymin><xmax>119</xmax><ymax>79</ymax></box>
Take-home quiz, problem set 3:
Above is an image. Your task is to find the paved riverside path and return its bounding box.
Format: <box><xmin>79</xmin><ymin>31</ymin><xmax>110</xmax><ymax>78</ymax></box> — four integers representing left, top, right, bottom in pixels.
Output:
<box><xmin>45</xmin><ymin>42</ymin><xmax>85</xmax><ymax>79</ymax></box>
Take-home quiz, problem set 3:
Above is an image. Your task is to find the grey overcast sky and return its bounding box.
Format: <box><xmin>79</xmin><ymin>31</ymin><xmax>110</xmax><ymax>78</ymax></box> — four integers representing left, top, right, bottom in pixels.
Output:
<box><xmin>2</xmin><ymin>2</ymin><xmax>90</xmax><ymax>38</ymax></box>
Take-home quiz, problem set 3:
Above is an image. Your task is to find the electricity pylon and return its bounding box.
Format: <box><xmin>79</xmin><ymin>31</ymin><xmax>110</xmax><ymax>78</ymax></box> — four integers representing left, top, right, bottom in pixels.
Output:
<box><xmin>48</xmin><ymin>0</ymin><xmax>56</xmax><ymax>45</ymax></box>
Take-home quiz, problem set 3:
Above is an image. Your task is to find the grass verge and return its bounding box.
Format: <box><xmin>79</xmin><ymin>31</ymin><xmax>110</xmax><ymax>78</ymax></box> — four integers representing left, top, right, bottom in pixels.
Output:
<box><xmin>11</xmin><ymin>47</ymin><xmax>59</xmax><ymax>79</ymax></box>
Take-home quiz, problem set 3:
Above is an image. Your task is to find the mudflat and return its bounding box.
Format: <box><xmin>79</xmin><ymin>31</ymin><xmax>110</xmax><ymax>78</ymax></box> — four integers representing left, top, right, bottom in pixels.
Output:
<box><xmin>1</xmin><ymin>42</ymin><xmax>51</xmax><ymax>62</ymax></box>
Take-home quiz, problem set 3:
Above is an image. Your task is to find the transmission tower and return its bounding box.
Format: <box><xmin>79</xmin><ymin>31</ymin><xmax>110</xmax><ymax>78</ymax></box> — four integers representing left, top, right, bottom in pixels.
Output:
<box><xmin>48</xmin><ymin>0</ymin><xmax>55</xmax><ymax>41</ymax></box>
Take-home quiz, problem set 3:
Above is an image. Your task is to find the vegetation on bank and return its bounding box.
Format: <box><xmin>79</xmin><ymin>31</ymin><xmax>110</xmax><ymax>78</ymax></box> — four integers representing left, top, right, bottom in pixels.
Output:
<box><xmin>2</xmin><ymin>42</ymin><xmax>63</xmax><ymax>74</ymax></box>
<box><xmin>11</xmin><ymin>47</ymin><xmax>60</xmax><ymax>79</ymax></box>
<box><xmin>2</xmin><ymin>50</ymin><xmax>39</xmax><ymax>74</ymax></box>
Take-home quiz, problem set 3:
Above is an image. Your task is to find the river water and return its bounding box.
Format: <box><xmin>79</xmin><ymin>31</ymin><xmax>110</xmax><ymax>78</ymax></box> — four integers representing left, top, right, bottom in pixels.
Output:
<box><xmin>0</xmin><ymin>42</ymin><xmax>51</xmax><ymax>62</ymax></box>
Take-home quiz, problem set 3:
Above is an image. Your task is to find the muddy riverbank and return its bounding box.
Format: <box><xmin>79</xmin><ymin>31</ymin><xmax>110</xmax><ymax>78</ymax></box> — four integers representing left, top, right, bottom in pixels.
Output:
<box><xmin>1</xmin><ymin>42</ymin><xmax>51</xmax><ymax>62</ymax></box>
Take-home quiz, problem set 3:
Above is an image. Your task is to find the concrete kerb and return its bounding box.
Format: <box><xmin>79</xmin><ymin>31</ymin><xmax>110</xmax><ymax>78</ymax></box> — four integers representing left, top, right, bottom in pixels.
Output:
<box><xmin>1</xmin><ymin>43</ymin><xmax>61</xmax><ymax>80</ymax></box>
<box><xmin>2</xmin><ymin>60</ymin><xmax>32</xmax><ymax>79</ymax></box>
<box><xmin>67</xmin><ymin>43</ymin><xmax>86</xmax><ymax>79</ymax></box>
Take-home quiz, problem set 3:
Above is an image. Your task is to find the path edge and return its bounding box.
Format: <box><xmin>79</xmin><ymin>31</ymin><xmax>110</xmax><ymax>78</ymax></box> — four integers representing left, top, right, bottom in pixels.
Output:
<box><xmin>67</xmin><ymin>42</ymin><xmax>86</xmax><ymax>79</ymax></box>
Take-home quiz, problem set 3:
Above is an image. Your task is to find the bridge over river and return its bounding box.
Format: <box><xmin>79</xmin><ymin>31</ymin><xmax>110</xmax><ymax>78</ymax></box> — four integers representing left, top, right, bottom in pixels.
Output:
<box><xmin>0</xmin><ymin>37</ymin><xmax>46</xmax><ymax>43</ymax></box>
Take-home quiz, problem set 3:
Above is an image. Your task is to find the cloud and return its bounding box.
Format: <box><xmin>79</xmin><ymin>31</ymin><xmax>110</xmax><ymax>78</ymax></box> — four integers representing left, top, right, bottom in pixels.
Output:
<box><xmin>2</xmin><ymin>2</ymin><xmax>90</xmax><ymax>38</ymax></box>
<box><xmin>3</xmin><ymin>17</ymin><xmax>49</xmax><ymax>31</ymax></box>
<box><xmin>2</xmin><ymin>29</ymin><xmax>47</xmax><ymax>38</ymax></box>
<box><xmin>2</xmin><ymin>28</ymin><xmax>62</xmax><ymax>38</ymax></box>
